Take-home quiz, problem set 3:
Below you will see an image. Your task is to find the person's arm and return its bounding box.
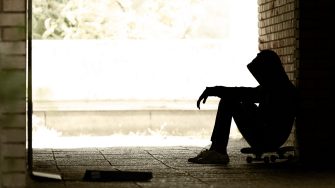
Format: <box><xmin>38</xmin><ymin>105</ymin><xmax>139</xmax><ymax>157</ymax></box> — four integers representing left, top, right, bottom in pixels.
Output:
<box><xmin>197</xmin><ymin>86</ymin><xmax>261</xmax><ymax>109</ymax></box>
<box><xmin>211</xmin><ymin>86</ymin><xmax>261</xmax><ymax>102</ymax></box>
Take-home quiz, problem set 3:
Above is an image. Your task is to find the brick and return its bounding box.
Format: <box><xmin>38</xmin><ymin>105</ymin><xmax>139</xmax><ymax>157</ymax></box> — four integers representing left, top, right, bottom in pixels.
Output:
<box><xmin>0</xmin><ymin>114</ymin><xmax>26</xmax><ymax>128</ymax></box>
<box><xmin>2</xmin><ymin>128</ymin><xmax>26</xmax><ymax>143</ymax></box>
<box><xmin>0</xmin><ymin>55</ymin><xmax>26</xmax><ymax>70</ymax></box>
<box><xmin>0</xmin><ymin>13</ymin><xmax>25</xmax><ymax>26</ymax></box>
<box><xmin>283</xmin><ymin>64</ymin><xmax>295</xmax><ymax>72</ymax></box>
<box><xmin>0</xmin><ymin>100</ymin><xmax>26</xmax><ymax>114</ymax></box>
<box><xmin>2</xmin><ymin>143</ymin><xmax>26</xmax><ymax>158</ymax></box>
<box><xmin>0</xmin><ymin>41</ymin><xmax>26</xmax><ymax>55</ymax></box>
<box><xmin>3</xmin><ymin>173</ymin><xmax>26</xmax><ymax>187</ymax></box>
<box><xmin>2</xmin><ymin>27</ymin><xmax>26</xmax><ymax>41</ymax></box>
<box><xmin>3</xmin><ymin>0</ymin><xmax>26</xmax><ymax>12</ymax></box>
<box><xmin>2</xmin><ymin>158</ymin><xmax>26</xmax><ymax>172</ymax></box>
<box><xmin>0</xmin><ymin>70</ymin><xmax>26</xmax><ymax>100</ymax></box>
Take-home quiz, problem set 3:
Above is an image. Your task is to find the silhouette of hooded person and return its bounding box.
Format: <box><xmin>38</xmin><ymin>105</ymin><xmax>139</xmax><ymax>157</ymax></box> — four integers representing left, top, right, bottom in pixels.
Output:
<box><xmin>189</xmin><ymin>50</ymin><xmax>298</xmax><ymax>164</ymax></box>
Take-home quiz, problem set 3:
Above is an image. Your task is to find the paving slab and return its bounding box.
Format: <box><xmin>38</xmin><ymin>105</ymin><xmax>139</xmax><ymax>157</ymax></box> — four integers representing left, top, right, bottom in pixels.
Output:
<box><xmin>29</xmin><ymin>139</ymin><xmax>335</xmax><ymax>188</ymax></box>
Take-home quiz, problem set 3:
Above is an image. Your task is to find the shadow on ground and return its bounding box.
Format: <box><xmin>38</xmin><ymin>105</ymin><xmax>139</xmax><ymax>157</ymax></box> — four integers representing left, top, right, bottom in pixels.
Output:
<box><xmin>29</xmin><ymin>139</ymin><xmax>335</xmax><ymax>188</ymax></box>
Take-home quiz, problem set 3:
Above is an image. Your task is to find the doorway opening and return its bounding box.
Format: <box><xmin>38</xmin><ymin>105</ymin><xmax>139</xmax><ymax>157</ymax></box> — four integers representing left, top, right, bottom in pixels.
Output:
<box><xmin>31</xmin><ymin>0</ymin><xmax>259</xmax><ymax>148</ymax></box>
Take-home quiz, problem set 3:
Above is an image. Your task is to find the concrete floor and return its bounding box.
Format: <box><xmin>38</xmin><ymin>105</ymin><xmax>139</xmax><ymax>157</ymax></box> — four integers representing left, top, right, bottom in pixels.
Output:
<box><xmin>29</xmin><ymin>139</ymin><xmax>335</xmax><ymax>188</ymax></box>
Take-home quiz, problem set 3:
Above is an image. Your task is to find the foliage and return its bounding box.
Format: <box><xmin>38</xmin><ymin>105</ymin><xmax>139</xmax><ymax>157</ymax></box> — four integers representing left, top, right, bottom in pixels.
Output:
<box><xmin>33</xmin><ymin>0</ymin><xmax>122</xmax><ymax>39</ymax></box>
<box><xmin>32</xmin><ymin>0</ymin><xmax>229</xmax><ymax>39</ymax></box>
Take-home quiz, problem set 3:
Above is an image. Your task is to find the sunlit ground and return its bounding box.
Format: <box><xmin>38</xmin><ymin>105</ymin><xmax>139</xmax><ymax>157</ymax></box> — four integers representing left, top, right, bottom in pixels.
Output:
<box><xmin>32</xmin><ymin>135</ymin><xmax>212</xmax><ymax>148</ymax></box>
<box><xmin>32</xmin><ymin>0</ymin><xmax>257</xmax><ymax>148</ymax></box>
<box><xmin>32</xmin><ymin>128</ymin><xmax>242</xmax><ymax>149</ymax></box>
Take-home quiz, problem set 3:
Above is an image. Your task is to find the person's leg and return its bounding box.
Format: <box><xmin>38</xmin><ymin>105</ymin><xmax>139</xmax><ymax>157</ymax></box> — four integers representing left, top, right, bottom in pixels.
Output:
<box><xmin>188</xmin><ymin>99</ymin><xmax>235</xmax><ymax>164</ymax></box>
<box><xmin>209</xmin><ymin>99</ymin><xmax>238</xmax><ymax>154</ymax></box>
<box><xmin>233</xmin><ymin>102</ymin><xmax>265</xmax><ymax>150</ymax></box>
<box><xmin>234</xmin><ymin>102</ymin><xmax>289</xmax><ymax>151</ymax></box>
<box><xmin>210</xmin><ymin>100</ymin><xmax>267</xmax><ymax>151</ymax></box>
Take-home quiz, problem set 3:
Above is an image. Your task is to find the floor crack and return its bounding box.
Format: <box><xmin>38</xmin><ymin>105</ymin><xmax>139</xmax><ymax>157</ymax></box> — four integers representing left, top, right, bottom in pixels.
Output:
<box><xmin>51</xmin><ymin>149</ymin><xmax>66</xmax><ymax>186</ymax></box>
<box><xmin>144</xmin><ymin>150</ymin><xmax>208</xmax><ymax>185</ymax></box>
<box><xmin>98</xmin><ymin>149</ymin><xmax>114</xmax><ymax>167</ymax></box>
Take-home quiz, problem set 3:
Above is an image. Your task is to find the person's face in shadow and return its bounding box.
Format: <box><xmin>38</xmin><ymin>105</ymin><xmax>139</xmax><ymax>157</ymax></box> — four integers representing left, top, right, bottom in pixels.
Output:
<box><xmin>248</xmin><ymin>50</ymin><xmax>286</xmax><ymax>88</ymax></box>
<box><xmin>248</xmin><ymin>52</ymin><xmax>272</xmax><ymax>87</ymax></box>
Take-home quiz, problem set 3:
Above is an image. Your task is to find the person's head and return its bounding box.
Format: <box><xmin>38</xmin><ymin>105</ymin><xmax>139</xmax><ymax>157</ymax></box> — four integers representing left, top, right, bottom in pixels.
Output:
<box><xmin>247</xmin><ymin>50</ymin><xmax>290</xmax><ymax>87</ymax></box>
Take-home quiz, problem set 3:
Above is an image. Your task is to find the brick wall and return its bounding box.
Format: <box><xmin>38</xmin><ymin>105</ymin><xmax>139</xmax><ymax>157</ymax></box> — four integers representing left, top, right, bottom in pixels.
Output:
<box><xmin>258</xmin><ymin>0</ymin><xmax>298</xmax><ymax>146</ymax></box>
<box><xmin>295</xmin><ymin>0</ymin><xmax>334</xmax><ymax>165</ymax></box>
<box><xmin>0</xmin><ymin>0</ymin><xmax>27</xmax><ymax>187</ymax></box>
<box><xmin>259</xmin><ymin>0</ymin><xmax>335</xmax><ymax>166</ymax></box>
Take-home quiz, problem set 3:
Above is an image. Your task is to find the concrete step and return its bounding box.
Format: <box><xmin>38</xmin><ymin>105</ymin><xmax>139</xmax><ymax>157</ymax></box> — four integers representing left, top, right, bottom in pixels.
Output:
<box><xmin>33</xmin><ymin>109</ymin><xmax>217</xmax><ymax>137</ymax></box>
<box><xmin>33</xmin><ymin>100</ymin><xmax>222</xmax><ymax>137</ymax></box>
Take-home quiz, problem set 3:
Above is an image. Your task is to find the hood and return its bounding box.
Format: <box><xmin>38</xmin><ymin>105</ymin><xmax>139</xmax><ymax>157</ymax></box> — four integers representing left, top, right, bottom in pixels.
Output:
<box><xmin>247</xmin><ymin>50</ymin><xmax>290</xmax><ymax>87</ymax></box>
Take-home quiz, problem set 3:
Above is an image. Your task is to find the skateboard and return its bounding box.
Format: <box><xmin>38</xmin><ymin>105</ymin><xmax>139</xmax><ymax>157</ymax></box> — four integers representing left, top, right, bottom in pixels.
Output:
<box><xmin>240</xmin><ymin>146</ymin><xmax>295</xmax><ymax>164</ymax></box>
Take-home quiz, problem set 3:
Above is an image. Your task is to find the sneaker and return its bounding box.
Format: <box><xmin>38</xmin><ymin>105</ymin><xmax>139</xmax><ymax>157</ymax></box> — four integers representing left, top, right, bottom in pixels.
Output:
<box><xmin>188</xmin><ymin>149</ymin><xmax>230</xmax><ymax>164</ymax></box>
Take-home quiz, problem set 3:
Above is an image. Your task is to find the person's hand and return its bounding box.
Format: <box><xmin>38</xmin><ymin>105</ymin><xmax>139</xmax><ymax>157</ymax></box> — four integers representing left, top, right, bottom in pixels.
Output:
<box><xmin>197</xmin><ymin>88</ymin><xmax>209</xmax><ymax>109</ymax></box>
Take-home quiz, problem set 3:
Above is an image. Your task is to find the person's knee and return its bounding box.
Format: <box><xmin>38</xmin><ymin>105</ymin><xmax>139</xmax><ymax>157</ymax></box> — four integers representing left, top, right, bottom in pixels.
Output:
<box><xmin>218</xmin><ymin>99</ymin><xmax>240</xmax><ymax>107</ymax></box>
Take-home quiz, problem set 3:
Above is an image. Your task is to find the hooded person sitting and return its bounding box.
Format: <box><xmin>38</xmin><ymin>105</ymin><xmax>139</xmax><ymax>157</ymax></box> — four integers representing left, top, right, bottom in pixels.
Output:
<box><xmin>188</xmin><ymin>50</ymin><xmax>298</xmax><ymax>164</ymax></box>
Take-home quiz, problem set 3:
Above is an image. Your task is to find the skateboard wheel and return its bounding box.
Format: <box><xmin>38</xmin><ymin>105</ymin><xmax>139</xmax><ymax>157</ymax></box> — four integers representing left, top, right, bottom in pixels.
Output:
<box><xmin>246</xmin><ymin>156</ymin><xmax>253</xmax><ymax>163</ymax></box>
<box><xmin>270</xmin><ymin>155</ymin><xmax>277</xmax><ymax>162</ymax></box>
<box><xmin>264</xmin><ymin>156</ymin><xmax>270</xmax><ymax>164</ymax></box>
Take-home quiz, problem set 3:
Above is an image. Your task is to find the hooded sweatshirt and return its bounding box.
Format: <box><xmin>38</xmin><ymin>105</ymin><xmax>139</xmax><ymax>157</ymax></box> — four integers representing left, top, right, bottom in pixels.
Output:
<box><xmin>247</xmin><ymin>50</ymin><xmax>298</xmax><ymax>146</ymax></box>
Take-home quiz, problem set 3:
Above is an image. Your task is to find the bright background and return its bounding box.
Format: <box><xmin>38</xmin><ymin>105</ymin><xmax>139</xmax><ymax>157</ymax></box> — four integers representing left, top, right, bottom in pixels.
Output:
<box><xmin>32</xmin><ymin>0</ymin><xmax>259</xmax><ymax>148</ymax></box>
